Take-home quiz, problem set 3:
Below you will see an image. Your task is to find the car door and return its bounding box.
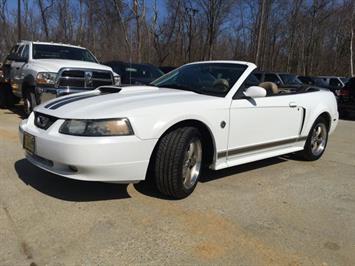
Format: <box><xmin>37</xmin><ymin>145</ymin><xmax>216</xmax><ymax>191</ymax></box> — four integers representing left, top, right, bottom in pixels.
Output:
<box><xmin>227</xmin><ymin>83</ymin><xmax>304</xmax><ymax>162</ymax></box>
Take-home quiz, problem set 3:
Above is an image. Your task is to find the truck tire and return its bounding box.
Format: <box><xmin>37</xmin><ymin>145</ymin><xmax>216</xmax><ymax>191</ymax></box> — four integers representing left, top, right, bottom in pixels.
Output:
<box><xmin>23</xmin><ymin>87</ymin><xmax>37</xmax><ymax>116</ymax></box>
<box><xmin>299</xmin><ymin>117</ymin><xmax>328</xmax><ymax>161</ymax></box>
<box><xmin>154</xmin><ymin>127</ymin><xmax>203</xmax><ymax>199</ymax></box>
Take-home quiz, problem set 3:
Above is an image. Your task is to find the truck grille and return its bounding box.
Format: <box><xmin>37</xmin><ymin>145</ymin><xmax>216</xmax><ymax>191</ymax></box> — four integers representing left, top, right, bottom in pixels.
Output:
<box><xmin>57</xmin><ymin>69</ymin><xmax>113</xmax><ymax>89</ymax></box>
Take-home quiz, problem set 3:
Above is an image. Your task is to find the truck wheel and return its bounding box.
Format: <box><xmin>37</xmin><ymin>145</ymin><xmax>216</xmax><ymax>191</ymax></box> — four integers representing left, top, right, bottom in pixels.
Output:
<box><xmin>299</xmin><ymin>117</ymin><xmax>328</xmax><ymax>161</ymax></box>
<box><xmin>154</xmin><ymin>127</ymin><xmax>203</xmax><ymax>199</ymax></box>
<box><xmin>24</xmin><ymin>88</ymin><xmax>37</xmax><ymax>116</ymax></box>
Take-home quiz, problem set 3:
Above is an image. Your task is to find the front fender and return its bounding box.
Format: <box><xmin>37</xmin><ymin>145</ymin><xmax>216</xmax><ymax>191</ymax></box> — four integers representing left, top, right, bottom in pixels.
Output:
<box><xmin>129</xmin><ymin>107</ymin><xmax>229</xmax><ymax>154</ymax></box>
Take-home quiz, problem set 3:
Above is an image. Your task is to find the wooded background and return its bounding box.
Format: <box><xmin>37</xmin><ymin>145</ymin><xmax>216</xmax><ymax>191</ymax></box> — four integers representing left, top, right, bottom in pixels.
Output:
<box><xmin>0</xmin><ymin>0</ymin><xmax>354</xmax><ymax>76</ymax></box>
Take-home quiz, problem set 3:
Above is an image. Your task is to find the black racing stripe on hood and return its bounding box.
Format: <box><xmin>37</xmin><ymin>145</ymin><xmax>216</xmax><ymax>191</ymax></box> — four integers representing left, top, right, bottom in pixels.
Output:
<box><xmin>49</xmin><ymin>94</ymin><xmax>100</xmax><ymax>110</ymax></box>
<box><xmin>45</xmin><ymin>94</ymin><xmax>93</xmax><ymax>109</ymax></box>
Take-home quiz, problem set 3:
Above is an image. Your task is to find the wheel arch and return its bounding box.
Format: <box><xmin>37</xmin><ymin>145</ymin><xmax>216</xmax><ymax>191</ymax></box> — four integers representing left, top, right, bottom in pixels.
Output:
<box><xmin>148</xmin><ymin>119</ymin><xmax>217</xmax><ymax>170</ymax></box>
<box><xmin>303</xmin><ymin>110</ymin><xmax>332</xmax><ymax>137</ymax></box>
<box><xmin>317</xmin><ymin>112</ymin><xmax>331</xmax><ymax>131</ymax></box>
<box><xmin>21</xmin><ymin>75</ymin><xmax>36</xmax><ymax>96</ymax></box>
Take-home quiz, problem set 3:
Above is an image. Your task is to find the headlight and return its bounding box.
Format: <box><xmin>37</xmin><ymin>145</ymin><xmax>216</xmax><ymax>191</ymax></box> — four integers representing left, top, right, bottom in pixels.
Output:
<box><xmin>36</xmin><ymin>72</ymin><xmax>57</xmax><ymax>85</ymax></box>
<box><xmin>114</xmin><ymin>75</ymin><xmax>121</xmax><ymax>85</ymax></box>
<box><xmin>59</xmin><ymin>118</ymin><xmax>133</xmax><ymax>136</ymax></box>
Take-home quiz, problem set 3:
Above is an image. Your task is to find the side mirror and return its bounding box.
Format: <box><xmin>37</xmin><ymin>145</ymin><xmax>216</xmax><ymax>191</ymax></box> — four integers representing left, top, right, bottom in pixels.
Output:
<box><xmin>244</xmin><ymin>86</ymin><xmax>267</xmax><ymax>98</ymax></box>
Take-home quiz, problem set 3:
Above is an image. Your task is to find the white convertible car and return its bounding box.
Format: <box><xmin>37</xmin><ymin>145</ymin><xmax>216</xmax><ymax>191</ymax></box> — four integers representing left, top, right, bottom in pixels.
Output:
<box><xmin>19</xmin><ymin>61</ymin><xmax>338</xmax><ymax>198</ymax></box>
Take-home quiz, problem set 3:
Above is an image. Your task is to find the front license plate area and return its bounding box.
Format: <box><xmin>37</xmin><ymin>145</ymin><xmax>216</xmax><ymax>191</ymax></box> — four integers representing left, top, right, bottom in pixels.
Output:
<box><xmin>23</xmin><ymin>132</ymin><xmax>35</xmax><ymax>154</ymax></box>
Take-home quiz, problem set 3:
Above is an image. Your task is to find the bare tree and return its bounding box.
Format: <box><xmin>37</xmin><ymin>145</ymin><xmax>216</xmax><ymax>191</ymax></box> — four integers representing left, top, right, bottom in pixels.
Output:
<box><xmin>37</xmin><ymin>0</ymin><xmax>53</xmax><ymax>39</ymax></box>
<box><xmin>198</xmin><ymin>0</ymin><xmax>235</xmax><ymax>60</ymax></box>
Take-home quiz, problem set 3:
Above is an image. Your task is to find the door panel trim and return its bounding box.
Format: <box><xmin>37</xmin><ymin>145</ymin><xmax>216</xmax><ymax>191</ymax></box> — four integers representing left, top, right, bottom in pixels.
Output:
<box><xmin>218</xmin><ymin>136</ymin><xmax>307</xmax><ymax>159</ymax></box>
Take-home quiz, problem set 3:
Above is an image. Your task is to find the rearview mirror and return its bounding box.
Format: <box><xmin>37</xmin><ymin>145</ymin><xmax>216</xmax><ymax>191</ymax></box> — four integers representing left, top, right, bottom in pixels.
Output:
<box><xmin>244</xmin><ymin>86</ymin><xmax>266</xmax><ymax>98</ymax></box>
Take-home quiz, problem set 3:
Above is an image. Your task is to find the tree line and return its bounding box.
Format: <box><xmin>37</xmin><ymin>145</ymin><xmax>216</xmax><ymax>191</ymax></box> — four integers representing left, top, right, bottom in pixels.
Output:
<box><xmin>0</xmin><ymin>0</ymin><xmax>354</xmax><ymax>76</ymax></box>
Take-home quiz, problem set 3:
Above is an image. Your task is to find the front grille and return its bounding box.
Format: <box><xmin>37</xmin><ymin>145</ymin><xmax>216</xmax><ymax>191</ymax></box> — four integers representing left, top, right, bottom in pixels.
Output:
<box><xmin>57</xmin><ymin>69</ymin><xmax>113</xmax><ymax>89</ymax></box>
<box><xmin>34</xmin><ymin>112</ymin><xmax>58</xmax><ymax>130</ymax></box>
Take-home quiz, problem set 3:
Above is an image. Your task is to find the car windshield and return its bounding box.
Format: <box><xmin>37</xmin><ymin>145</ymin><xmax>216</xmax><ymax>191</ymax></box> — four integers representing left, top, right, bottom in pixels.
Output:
<box><xmin>279</xmin><ymin>74</ymin><xmax>303</xmax><ymax>85</ymax></box>
<box><xmin>150</xmin><ymin>63</ymin><xmax>247</xmax><ymax>97</ymax></box>
<box><xmin>33</xmin><ymin>44</ymin><xmax>98</xmax><ymax>63</ymax></box>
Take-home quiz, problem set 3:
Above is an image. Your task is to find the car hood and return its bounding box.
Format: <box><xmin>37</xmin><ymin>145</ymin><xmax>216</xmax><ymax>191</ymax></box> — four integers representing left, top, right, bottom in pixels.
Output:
<box><xmin>31</xmin><ymin>59</ymin><xmax>114</xmax><ymax>73</ymax></box>
<box><xmin>35</xmin><ymin>86</ymin><xmax>221</xmax><ymax>119</ymax></box>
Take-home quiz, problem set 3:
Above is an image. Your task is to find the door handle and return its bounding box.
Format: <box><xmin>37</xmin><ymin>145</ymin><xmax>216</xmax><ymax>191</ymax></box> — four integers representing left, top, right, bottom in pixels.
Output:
<box><xmin>289</xmin><ymin>102</ymin><xmax>297</xmax><ymax>108</ymax></box>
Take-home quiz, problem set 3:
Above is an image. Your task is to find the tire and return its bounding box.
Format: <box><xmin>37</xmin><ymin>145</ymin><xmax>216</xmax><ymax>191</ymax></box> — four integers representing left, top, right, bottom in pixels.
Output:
<box><xmin>154</xmin><ymin>127</ymin><xmax>203</xmax><ymax>199</ymax></box>
<box><xmin>23</xmin><ymin>87</ymin><xmax>37</xmax><ymax>116</ymax></box>
<box><xmin>299</xmin><ymin>117</ymin><xmax>328</xmax><ymax>161</ymax></box>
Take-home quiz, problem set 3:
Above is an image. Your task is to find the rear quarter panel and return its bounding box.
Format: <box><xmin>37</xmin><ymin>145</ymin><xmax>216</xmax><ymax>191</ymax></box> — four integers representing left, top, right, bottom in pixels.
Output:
<box><xmin>297</xmin><ymin>90</ymin><xmax>338</xmax><ymax>136</ymax></box>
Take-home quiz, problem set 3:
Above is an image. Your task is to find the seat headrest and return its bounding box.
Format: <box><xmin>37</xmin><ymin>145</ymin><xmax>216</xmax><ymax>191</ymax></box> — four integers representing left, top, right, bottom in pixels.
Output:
<box><xmin>259</xmin><ymin>82</ymin><xmax>279</xmax><ymax>95</ymax></box>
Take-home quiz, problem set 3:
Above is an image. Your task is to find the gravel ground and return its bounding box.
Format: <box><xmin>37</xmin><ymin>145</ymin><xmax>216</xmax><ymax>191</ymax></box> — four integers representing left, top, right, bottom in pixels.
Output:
<box><xmin>0</xmin><ymin>106</ymin><xmax>354</xmax><ymax>266</ymax></box>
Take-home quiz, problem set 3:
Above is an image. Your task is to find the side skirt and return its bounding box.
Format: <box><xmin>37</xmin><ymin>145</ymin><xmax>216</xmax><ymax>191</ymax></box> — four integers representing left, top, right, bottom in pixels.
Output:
<box><xmin>212</xmin><ymin>138</ymin><xmax>307</xmax><ymax>170</ymax></box>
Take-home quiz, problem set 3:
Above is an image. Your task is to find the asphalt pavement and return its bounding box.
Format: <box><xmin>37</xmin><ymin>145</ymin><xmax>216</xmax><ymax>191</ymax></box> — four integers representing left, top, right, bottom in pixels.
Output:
<box><xmin>0</xmin><ymin>106</ymin><xmax>354</xmax><ymax>265</ymax></box>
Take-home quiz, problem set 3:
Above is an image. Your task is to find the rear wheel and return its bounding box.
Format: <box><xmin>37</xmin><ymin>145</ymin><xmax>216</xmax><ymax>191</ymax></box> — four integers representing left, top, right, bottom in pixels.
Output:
<box><xmin>154</xmin><ymin>127</ymin><xmax>203</xmax><ymax>199</ymax></box>
<box><xmin>299</xmin><ymin>117</ymin><xmax>328</xmax><ymax>161</ymax></box>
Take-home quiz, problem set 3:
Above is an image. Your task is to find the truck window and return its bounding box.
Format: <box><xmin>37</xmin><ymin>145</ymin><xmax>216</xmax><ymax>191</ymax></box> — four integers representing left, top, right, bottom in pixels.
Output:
<box><xmin>16</xmin><ymin>45</ymin><xmax>25</xmax><ymax>56</ymax></box>
<box><xmin>32</xmin><ymin>44</ymin><xmax>97</xmax><ymax>63</ymax></box>
<box><xmin>21</xmin><ymin>45</ymin><xmax>29</xmax><ymax>60</ymax></box>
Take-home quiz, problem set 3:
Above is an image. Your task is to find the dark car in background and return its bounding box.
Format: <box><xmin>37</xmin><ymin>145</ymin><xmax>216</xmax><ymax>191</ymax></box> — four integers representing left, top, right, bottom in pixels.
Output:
<box><xmin>0</xmin><ymin>45</ymin><xmax>20</xmax><ymax>107</ymax></box>
<box><xmin>298</xmin><ymin>76</ymin><xmax>332</xmax><ymax>89</ymax></box>
<box><xmin>254</xmin><ymin>71</ymin><xmax>303</xmax><ymax>88</ymax></box>
<box><xmin>105</xmin><ymin>61</ymin><xmax>164</xmax><ymax>85</ymax></box>
<box><xmin>337</xmin><ymin>77</ymin><xmax>355</xmax><ymax>118</ymax></box>
<box><xmin>318</xmin><ymin>76</ymin><xmax>345</xmax><ymax>95</ymax></box>
<box><xmin>159</xmin><ymin>66</ymin><xmax>176</xmax><ymax>74</ymax></box>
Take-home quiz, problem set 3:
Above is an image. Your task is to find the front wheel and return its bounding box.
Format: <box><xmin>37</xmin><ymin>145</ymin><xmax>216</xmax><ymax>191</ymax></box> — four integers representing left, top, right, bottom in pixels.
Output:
<box><xmin>299</xmin><ymin>117</ymin><xmax>328</xmax><ymax>161</ymax></box>
<box><xmin>23</xmin><ymin>88</ymin><xmax>37</xmax><ymax>116</ymax></box>
<box><xmin>154</xmin><ymin>127</ymin><xmax>203</xmax><ymax>199</ymax></box>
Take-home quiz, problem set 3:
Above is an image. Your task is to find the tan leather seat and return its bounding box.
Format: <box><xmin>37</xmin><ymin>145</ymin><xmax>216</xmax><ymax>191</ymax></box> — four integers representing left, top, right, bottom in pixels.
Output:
<box><xmin>259</xmin><ymin>82</ymin><xmax>279</xmax><ymax>96</ymax></box>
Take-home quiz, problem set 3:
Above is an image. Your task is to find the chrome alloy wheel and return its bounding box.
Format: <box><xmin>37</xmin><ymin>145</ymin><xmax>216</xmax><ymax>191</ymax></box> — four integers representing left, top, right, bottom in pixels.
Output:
<box><xmin>182</xmin><ymin>138</ymin><xmax>202</xmax><ymax>190</ymax></box>
<box><xmin>311</xmin><ymin>123</ymin><xmax>327</xmax><ymax>156</ymax></box>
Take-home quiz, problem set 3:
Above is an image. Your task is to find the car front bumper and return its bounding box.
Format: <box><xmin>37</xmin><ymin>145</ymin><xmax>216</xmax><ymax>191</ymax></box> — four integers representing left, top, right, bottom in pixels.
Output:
<box><xmin>19</xmin><ymin>114</ymin><xmax>157</xmax><ymax>183</ymax></box>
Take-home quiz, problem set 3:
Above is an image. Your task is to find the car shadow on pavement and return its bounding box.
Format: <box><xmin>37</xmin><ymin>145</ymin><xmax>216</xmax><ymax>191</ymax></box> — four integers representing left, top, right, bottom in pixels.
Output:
<box><xmin>1</xmin><ymin>104</ymin><xmax>27</xmax><ymax>119</ymax></box>
<box><xmin>14</xmin><ymin>159</ymin><xmax>130</xmax><ymax>202</ymax></box>
<box><xmin>134</xmin><ymin>157</ymin><xmax>289</xmax><ymax>200</ymax></box>
<box><xmin>199</xmin><ymin>157</ymin><xmax>288</xmax><ymax>183</ymax></box>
